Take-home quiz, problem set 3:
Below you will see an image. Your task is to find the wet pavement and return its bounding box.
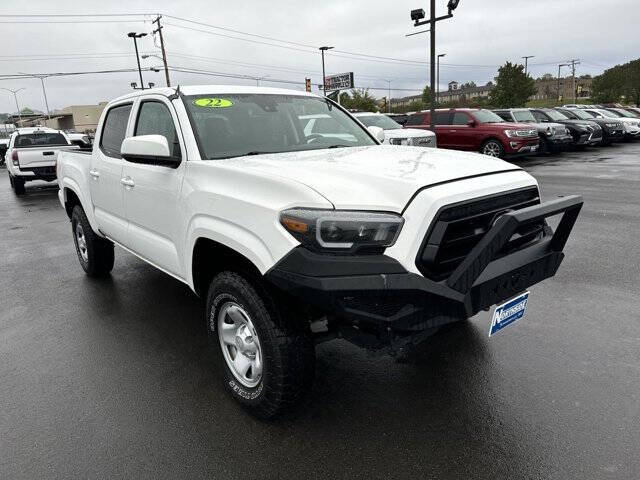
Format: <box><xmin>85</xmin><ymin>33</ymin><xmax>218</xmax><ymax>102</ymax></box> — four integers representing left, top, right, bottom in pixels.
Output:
<box><xmin>1</xmin><ymin>143</ymin><xmax>639</xmax><ymax>479</ymax></box>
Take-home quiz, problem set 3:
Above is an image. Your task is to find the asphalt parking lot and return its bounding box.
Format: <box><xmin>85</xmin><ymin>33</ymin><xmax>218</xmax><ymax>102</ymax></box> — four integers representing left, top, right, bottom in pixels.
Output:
<box><xmin>1</xmin><ymin>143</ymin><xmax>639</xmax><ymax>479</ymax></box>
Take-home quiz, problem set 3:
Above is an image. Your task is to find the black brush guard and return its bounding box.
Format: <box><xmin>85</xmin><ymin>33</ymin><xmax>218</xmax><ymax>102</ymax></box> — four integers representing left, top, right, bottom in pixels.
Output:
<box><xmin>266</xmin><ymin>195</ymin><xmax>583</xmax><ymax>333</ymax></box>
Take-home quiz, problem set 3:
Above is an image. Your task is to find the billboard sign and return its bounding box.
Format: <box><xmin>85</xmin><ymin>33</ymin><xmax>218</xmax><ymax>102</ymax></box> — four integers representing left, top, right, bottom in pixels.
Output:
<box><xmin>324</xmin><ymin>72</ymin><xmax>354</xmax><ymax>92</ymax></box>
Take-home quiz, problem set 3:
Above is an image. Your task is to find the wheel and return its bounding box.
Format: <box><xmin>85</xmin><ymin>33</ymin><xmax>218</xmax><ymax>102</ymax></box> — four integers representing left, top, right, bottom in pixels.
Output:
<box><xmin>206</xmin><ymin>271</ymin><xmax>315</xmax><ymax>419</ymax></box>
<box><xmin>481</xmin><ymin>139</ymin><xmax>505</xmax><ymax>158</ymax></box>
<box><xmin>12</xmin><ymin>176</ymin><xmax>25</xmax><ymax>195</ymax></box>
<box><xmin>539</xmin><ymin>138</ymin><xmax>551</xmax><ymax>155</ymax></box>
<box><xmin>71</xmin><ymin>205</ymin><xmax>114</xmax><ymax>277</ymax></box>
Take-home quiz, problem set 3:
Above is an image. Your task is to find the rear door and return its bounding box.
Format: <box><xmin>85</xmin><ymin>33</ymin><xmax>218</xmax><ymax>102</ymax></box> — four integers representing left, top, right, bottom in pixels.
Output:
<box><xmin>446</xmin><ymin>112</ymin><xmax>476</xmax><ymax>149</ymax></box>
<box><xmin>90</xmin><ymin>102</ymin><xmax>133</xmax><ymax>244</ymax></box>
<box><xmin>121</xmin><ymin>96</ymin><xmax>186</xmax><ymax>277</ymax></box>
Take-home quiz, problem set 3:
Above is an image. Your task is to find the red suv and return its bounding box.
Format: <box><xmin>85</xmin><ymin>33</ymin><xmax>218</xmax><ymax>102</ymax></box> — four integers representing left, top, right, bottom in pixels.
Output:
<box><xmin>404</xmin><ymin>108</ymin><xmax>539</xmax><ymax>158</ymax></box>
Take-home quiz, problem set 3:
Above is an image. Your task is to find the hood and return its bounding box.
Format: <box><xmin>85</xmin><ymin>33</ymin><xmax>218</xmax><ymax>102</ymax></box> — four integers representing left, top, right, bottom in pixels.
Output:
<box><xmin>218</xmin><ymin>145</ymin><xmax>523</xmax><ymax>212</ymax></box>
<box><xmin>384</xmin><ymin>128</ymin><xmax>435</xmax><ymax>139</ymax></box>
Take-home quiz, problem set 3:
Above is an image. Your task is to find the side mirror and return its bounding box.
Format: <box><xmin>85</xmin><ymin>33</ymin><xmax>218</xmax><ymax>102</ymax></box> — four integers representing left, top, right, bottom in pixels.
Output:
<box><xmin>367</xmin><ymin>126</ymin><xmax>385</xmax><ymax>143</ymax></box>
<box><xmin>467</xmin><ymin>120</ymin><xmax>476</xmax><ymax>127</ymax></box>
<box><xmin>120</xmin><ymin>135</ymin><xmax>180</xmax><ymax>168</ymax></box>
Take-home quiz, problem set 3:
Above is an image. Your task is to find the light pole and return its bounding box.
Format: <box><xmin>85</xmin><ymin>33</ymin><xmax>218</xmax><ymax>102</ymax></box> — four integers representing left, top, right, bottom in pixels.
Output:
<box><xmin>557</xmin><ymin>63</ymin><xmax>569</xmax><ymax>104</ymax></box>
<box><xmin>1</xmin><ymin>87</ymin><xmax>25</xmax><ymax>122</ymax></box>
<box><xmin>437</xmin><ymin>53</ymin><xmax>446</xmax><ymax>104</ymax></box>
<box><xmin>410</xmin><ymin>0</ymin><xmax>461</xmax><ymax>131</ymax></box>
<box><xmin>128</xmin><ymin>32</ymin><xmax>147</xmax><ymax>90</ymax></box>
<box><xmin>522</xmin><ymin>55</ymin><xmax>534</xmax><ymax>76</ymax></box>
<box><xmin>319</xmin><ymin>46</ymin><xmax>333</xmax><ymax>96</ymax></box>
<box><xmin>18</xmin><ymin>73</ymin><xmax>51</xmax><ymax>120</ymax></box>
<box><xmin>384</xmin><ymin>80</ymin><xmax>392</xmax><ymax>113</ymax></box>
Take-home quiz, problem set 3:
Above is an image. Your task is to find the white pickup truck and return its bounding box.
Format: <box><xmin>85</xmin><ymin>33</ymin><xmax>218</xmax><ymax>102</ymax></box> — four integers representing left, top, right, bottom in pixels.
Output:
<box><xmin>57</xmin><ymin>85</ymin><xmax>582</xmax><ymax>418</ymax></box>
<box><xmin>7</xmin><ymin>127</ymin><xmax>76</xmax><ymax>195</ymax></box>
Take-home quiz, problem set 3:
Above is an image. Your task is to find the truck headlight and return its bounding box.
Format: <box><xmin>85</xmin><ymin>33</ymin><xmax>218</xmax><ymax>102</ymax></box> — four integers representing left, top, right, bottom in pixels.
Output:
<box><xmin>389</xmin><ymin>138</ymin><xmax>408</xmax><ymax>145</ymax></box>
<box><xmin>545</xmin><ymin>127</ymin><xmax>553</xmax><ymax>136</ymax></box>
<box><xmin>280</xmin><ymin>209</ymin><xmax>404</xmax><ymax>253</ymax></box>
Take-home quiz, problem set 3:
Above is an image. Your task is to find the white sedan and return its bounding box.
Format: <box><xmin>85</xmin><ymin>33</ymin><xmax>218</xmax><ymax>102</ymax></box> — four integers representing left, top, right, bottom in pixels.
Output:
<box><xmin>353</xmin><ymin>112</ymin><xmax>437</xmax><ymax>147</ymax></box>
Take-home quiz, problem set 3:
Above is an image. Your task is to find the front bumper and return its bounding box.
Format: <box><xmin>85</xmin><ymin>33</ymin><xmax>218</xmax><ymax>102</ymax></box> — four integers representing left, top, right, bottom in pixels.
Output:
<box><xmin>504</xmin><ymin>139</ymin><xmax>539</xmax><ymax>157</ymax></box>
<box><xmin>266</xmin><ymin>195</ymin><xmax>583</xmax><ymax>334</ymax></box>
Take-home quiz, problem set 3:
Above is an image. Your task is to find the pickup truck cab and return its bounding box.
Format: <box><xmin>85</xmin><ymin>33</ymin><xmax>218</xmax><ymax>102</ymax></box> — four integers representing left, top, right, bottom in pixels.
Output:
<box><xmin>7</xmin><ymin>127</ymin><xmax>74</xmax><ymax>195</ymax></box>
<box><xmin>405</xmin><ymin>108</ymin><xmax>539</xmax><ymax>158</ymax></box>
<box><xmin>57</xmin><ymin>86</ymin><xmax>582</xmax><ymax>418</ymax></box>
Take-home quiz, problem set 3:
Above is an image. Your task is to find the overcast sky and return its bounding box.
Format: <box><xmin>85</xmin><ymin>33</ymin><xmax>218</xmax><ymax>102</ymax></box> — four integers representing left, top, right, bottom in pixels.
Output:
<box><xmin>0</xmin><ymin>0</ymin><xmax>638</xmax><ymax>113</ymax></box>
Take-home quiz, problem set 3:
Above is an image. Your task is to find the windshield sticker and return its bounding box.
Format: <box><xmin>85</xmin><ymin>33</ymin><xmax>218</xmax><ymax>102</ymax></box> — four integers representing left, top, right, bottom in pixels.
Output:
<box><xmin>193</xmin><ymin>98</ymin><xmax>233</xmax><ymax>108</ymax></box>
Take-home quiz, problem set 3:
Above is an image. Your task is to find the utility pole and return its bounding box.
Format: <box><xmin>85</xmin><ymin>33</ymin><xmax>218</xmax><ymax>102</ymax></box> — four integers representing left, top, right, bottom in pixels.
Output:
<box><xmin>152</xmin><ymin>15</ymin><xmax>171</xmax><ymax>87</ymax></box>
<box><xmin>127</xmin><ymin>32</ymin><xmax>147</xmax><ymax>90</ymax></box>
<box><xmin>1</xmin><ymin>87</ymin><xmax>25</xmax><ymax>122</ymax></box>
<box><xmin>319</xmin><ymin>46</ymin><xmax>333</xmax><ymax>96</ymax></box>
<box><xmin>567</xmin><ymin>59</ymin><xmax>580</xmax><ymax>103</ymax></box>
<box><xmin>522</xmin><ymin>55</ymin><xmax>534</xmax><ymax>76</ymax></box>
<box><xmin>437</xmin><ymin>53</ymin><xmax>446</xmax><ymax>104</ymax></box>
<box><xmin>410</xmin><ymin>0</ymin><xmax>461</xmax><ymax>131</ymax></box>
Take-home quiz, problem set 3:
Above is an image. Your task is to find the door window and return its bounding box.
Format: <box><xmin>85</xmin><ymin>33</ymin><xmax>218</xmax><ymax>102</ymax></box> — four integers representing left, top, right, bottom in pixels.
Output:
<box><xmin>451</xmin><ymin>112</ymin><xmax>471</xmax><ymax>125</ymax></box>
<box><xmin>99</xmin><ymin>104</ymin><xmax>132</xmax><ymax>158</ymax></box>
<box><xmin>405</xmin><ymin>114</ymin><xmax>425</xmax><ymax>126</ymax></box>
<box><xmin>134</xmin><ymin>101</ymin><xmax>181</xmax><ymax>158</ymax></box>
<box><xmin>433</xmin><ymin>112</ymin><xmax>451</xmax><ymax>125</ymax></box>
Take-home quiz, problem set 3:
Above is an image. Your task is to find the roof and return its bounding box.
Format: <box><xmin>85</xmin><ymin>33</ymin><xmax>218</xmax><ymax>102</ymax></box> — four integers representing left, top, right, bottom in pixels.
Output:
<box><xmin>13</xmin><ymin>126</ymin><xmax>62</xmax><ymax>134</ymax></box>
<box><xmin>110</xmin><ymin>85</ymin><xmax>315</xmax><ymax>104</ymax></box>
<box><xmin>353</xmin><ymin>112</ymin><xmax>383</xmax><ymax>117</ymax></box>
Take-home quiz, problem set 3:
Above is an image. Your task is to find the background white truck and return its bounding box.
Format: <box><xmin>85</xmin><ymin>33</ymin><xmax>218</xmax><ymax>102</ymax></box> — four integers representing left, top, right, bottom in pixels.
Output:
<box><xmin>6</xmin><ymin>127</ymin><xmax>75</xmax><ymax>195</ymax></box>
<box><xmin>56</xmin><ymin>85</ymin><xmax>582</xmax><ymax>418</ymax></box>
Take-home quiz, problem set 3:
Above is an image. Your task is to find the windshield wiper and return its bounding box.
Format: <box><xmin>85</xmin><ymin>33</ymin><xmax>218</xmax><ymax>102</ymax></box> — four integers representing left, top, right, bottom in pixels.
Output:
<box><xmin>326</xmin><ymin>144</ymin><xmax>351</xmax><ymax>149</ymax></box>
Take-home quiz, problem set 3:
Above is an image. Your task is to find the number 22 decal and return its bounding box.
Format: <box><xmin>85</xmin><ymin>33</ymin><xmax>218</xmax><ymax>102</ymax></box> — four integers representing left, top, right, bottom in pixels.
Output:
<box><xmin>193</xmin><ymin>98</ymin><xmax>233</xmax><ymax>108</ymax></box>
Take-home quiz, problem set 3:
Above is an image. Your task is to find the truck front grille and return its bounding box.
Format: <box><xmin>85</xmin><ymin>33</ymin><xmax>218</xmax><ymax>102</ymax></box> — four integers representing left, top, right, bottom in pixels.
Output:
<box><xmin>416</xmin><ymin>188</ymin><xmax>544</xmax><ymax>281</ymax></box>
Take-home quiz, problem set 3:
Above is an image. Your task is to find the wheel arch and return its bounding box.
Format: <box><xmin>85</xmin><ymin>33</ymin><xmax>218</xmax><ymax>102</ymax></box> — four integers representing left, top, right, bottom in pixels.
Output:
<box><xmin>60</xmin><ymin>178</ymin><xmax>101</xmax><ymax>233</ymax></box>
<box><xmin>190</xmin><ymin>236</ymin><xmax>264</xmax><ymax>298</ymax></box>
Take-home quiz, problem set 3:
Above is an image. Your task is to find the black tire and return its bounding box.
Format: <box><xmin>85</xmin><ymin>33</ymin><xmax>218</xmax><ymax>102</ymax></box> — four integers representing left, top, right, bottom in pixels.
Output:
<box><xmin>206</xmin><ymin>271</ymin><xmax>315</xmax><ymax>419</ymax></box>
<box><xmin>71</xmin><ymin>205</ymin><xmax>114</xmax><ymax>277</ymax></box>
<box><xmin>539</xmin><ymin>138</ymin><xmax>552</xmax><ymax>155</ymax></box>
<box><xmin>12</xmin><ymin>176</ymin><xmax>25</xmax><ymax>195</ymax></box>
<box><xmin>480</xmin><ymin>138</ymin><xmax>505</xmax><ymax>158</ymax></box>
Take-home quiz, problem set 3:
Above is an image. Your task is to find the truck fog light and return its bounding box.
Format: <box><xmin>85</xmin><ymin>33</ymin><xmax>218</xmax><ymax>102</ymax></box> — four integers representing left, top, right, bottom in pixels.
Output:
<box><xmin>510</xmin><ymin>142</ymin><xmax>519</xmax><ymax>148</ymax></box>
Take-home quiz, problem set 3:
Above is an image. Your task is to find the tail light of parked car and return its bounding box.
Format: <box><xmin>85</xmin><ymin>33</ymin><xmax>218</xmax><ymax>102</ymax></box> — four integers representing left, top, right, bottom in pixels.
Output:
<box><xmin>11</xmin><ymin>150</ymin><xmax>18</xmax><ymax>166</ymax></box>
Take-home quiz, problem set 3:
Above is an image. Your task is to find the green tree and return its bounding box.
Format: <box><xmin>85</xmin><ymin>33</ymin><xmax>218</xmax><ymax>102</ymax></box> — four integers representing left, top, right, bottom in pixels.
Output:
<box><xmin>339</xmin><ymin>89</ymin><xmax>378</xmax><ymax>111</ymax></box>
<box><xmin>460</xmin><ymin>81</ymin><xmax>477</xmax><ymax>90</ymax></box>
<box><xmin>489</xmin><ymin>62</ymin><xmax>536</xmax><ymax>107</ymax></box>
<box><xmin>421</xmin><ymin>85</ymin><xmax>433</xmax><ymax>104</ymax></box>
<box><xmin>592</xmin><ymin>59</ymin><xmax>640</xmax><ymax>105</ymax></box>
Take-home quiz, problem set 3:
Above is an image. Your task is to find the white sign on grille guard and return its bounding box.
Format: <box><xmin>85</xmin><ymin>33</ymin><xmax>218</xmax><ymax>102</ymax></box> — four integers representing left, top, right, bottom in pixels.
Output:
<box><xmin>324</xmin><ymin>72</ymin><xmax>354</xmax><ymax>92</ymax></box>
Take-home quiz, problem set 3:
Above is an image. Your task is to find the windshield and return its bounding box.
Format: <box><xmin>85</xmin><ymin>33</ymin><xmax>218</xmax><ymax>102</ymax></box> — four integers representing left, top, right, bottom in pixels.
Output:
<box><xmin>598</xmin><ymin>109</ymin><xmax>620</xmax><ymax>118</ymax></box>
<box><xmin>565</xmin><ymin>109</ymin><xmax>592</xmax><ymax>120</ymax></box>
<box><xmin>355</xmin><ymin>114</ymin><xmax>401</xmax><ymax>130</ymax></box>
<box><xmin>544</xmin><ymin>110</ymin><xmax>569</xmax><ymax>121</ymax></box>
<box><xmin>471</xmin><ymin>110</ymin><xmax>504</xmax><ymax>123</ymax></box>
<box><xmin>184</xmin><ymin>94</ymin><xmax>376</xmax><ymax>160</ymax></box>
<box><xmin>611</xmin><ymin>109</ymin><xmax>635</xmax><ymax>118</ymax></box>
<box><xmin>14</xmin><ymin>132</ymin><xmax>68</xmax><ymax>148</ymax></box>
<box><xmin>512</xmin><ymin>110</ymin><xmax>536</xmax><ymax>122</ymax></box>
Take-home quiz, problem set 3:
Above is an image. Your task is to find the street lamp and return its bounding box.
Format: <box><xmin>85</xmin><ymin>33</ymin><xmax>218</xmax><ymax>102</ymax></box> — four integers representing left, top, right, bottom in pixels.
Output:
<box><xmin>1</xmin><ymin>87</ymin><xmax>25</xmax><ymax>122</ymax></box>
<box><xmin>557</xmin><ymin>63</ymin><xmax>569</xmax><ymax>104</ymax></box>
<box><xmin>127</xmin><ymin>32</ymin><xmax>147</xmax><ymax>90</ymax></box>
<box><xmin>319</xmin><ymin>46</ymin><xmax>334</xmax><ymax>96</ymax></box>
<box><xmin>522</xmin><ymin>55</ymin><xmax>535</xmax><ymax>76</ymax></box>
<box><xmin>437</xmin><ymin>53</ymin><xmax>446</xmax><ymax>104</ymax></box>
<box><xmin>409</xmin><ymin>0</ymin><xmax>461</xmax><ymax>131</ymax></box>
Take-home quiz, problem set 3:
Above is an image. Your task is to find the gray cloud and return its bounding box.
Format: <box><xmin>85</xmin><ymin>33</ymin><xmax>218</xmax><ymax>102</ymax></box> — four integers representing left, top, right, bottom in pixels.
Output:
<box><xmin>1</xmin><ymin>0</ymin><xmax>637</xmax><ymax>113</ymax></box>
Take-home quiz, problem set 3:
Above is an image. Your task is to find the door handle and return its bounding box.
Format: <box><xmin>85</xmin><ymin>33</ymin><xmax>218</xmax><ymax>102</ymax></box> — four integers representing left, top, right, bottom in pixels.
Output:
<box><xmin>120</xmin><ymin>177</ymin><xmax>135</xmax><ymax>188</ymax></box>
<box><xmin>89</xmin><ymin>169</ymin><xmax>100</xmax><ymax>178</ymax></box>
<box><xmin>43</xmin><ymin>151</ymin><xmax>55</xmax><ymax>156</ymax></box>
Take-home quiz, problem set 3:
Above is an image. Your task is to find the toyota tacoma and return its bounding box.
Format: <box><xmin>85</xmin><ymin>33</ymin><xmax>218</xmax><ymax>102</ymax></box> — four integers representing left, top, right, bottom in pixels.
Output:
<box><xmin>56</xmin><ymin>86</ymin><xmax>582</xmax><ymax>418</ymax></box>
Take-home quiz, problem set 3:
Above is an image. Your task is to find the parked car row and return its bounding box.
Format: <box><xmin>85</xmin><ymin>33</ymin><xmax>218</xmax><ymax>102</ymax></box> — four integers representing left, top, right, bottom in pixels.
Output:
<box><xmin>400</xmin><ymin>106</ymin><xmax>640</xmax><ymax>158</ymax></box>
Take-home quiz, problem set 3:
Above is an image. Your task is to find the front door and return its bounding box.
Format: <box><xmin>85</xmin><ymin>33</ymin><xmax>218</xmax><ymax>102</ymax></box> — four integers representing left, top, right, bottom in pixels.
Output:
<box><xmin>89</xmin><ymin>102</ymin><xmax>132</xmax><ymax>245</ymax></box>
<box><xmin>121</xmin><ymin>97</ymin><xmax>186</xmax><ymax>278</ymax></box>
